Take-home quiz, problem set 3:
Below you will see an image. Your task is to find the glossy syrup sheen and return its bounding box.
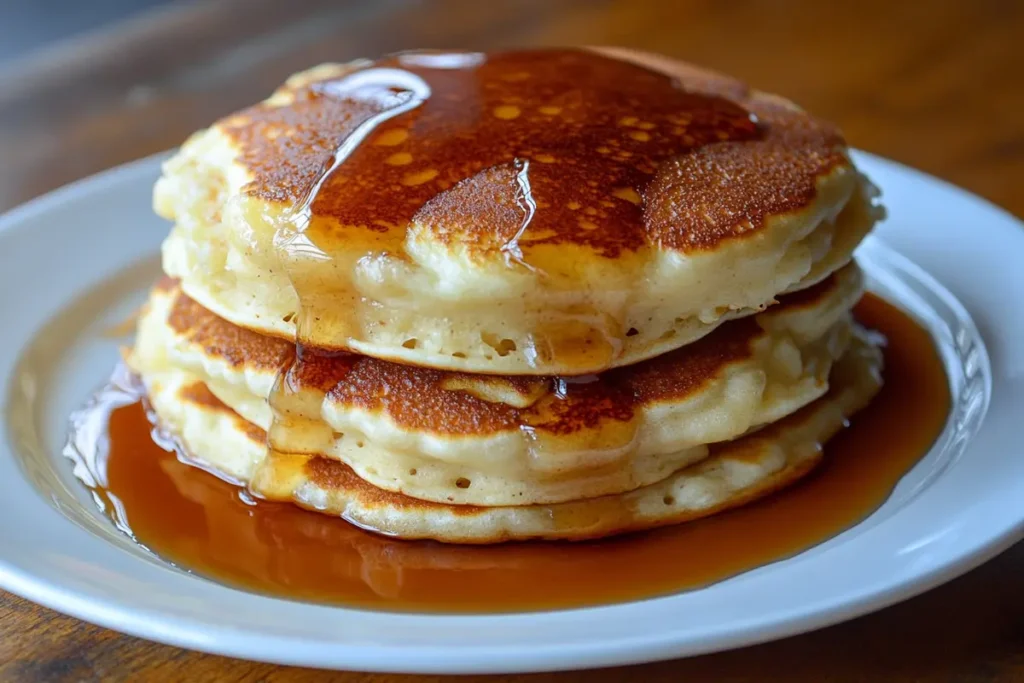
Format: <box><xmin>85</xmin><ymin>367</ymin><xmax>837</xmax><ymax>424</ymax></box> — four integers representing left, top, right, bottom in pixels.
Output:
<box><xmin>79</xmin><ymin>295</ymin><xmax>948</xmax><ymax>613</ymax></box>
<box><xmin>239</xmin><ymin>49</ymin><xmax>763</xmax><ymax>256</ymax></box>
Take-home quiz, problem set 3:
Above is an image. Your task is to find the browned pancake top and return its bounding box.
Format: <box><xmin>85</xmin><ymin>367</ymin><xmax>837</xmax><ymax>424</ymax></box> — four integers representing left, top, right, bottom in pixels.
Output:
<box><xmin>220</xmin><ymin>48</ymin><xmax>846</xmax><ymax>259</ymax></box>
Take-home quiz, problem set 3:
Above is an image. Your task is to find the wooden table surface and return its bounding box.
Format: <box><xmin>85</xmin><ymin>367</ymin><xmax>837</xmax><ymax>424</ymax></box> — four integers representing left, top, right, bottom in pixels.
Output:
<box><xmin>1</xmin><ymin>0</ymin><xmax>1021</xmax><ymax>680</ymax></box>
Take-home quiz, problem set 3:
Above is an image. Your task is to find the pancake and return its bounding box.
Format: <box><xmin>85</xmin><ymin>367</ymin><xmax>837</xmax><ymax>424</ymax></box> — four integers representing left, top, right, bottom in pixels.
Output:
<box><xmin>155</xmin><ymin>47</ymin><xmax>882</xmax><ymax>375</ymax></box>
<box><xmin>129</xmin><ymin>263</ymin><xmax>863</xmax><ymax>506</ymax></box>
<box><xmin>137</xmin><ymin>328</ymin><xmax>882</xmax><ymax>543</ymax></box>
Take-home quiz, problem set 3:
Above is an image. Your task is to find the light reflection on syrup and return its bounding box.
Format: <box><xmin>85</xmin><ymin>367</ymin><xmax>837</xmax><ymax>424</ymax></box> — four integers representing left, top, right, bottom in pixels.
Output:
<box><xmin>66</xmin><ymin>295</ymin><xmax>951</xmax><ymax>612</ymax></box>
<box><xmin>499</xmin><ymin>157</ymin><xmax>538</xmax><ymax>271</ymax></box>
<box><xmin>63</xmin><ymin>366</ymin><xmax>138</xmax><ymax>538</ymax></box>
<box><xmin>280</xmin><ymin>66</ymin><xmax>431</xmax><ymax>236</ymax></box>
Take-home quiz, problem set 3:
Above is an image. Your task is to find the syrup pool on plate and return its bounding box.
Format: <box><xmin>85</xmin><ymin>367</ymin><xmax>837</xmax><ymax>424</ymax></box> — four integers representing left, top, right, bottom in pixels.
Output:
<box><xmin>65</xmin><ymin>293</ymin><xmax>950</xmax><ymax>613</ymax></box>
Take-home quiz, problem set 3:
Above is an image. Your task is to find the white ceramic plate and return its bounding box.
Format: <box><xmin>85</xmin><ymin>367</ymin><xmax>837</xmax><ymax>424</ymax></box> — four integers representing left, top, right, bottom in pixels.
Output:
<box><xmin>0</xmin><ymin>151</ymin><xmax>1021</xmax><ymax>674</ymax></box>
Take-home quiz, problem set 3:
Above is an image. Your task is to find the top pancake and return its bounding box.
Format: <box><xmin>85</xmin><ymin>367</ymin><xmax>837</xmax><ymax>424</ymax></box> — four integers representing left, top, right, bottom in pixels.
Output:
<box><xmin>156</xmin><ymin>47</ymin><xmax>881</xmax><ymax>375</ymax></box>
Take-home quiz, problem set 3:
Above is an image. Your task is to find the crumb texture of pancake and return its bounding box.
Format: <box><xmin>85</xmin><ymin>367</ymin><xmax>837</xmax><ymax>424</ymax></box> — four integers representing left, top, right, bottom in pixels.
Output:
<box><xmin>155</xmin><ymin>47</ymin><xmax>881</xmax><ymax>374</ymax></box>
<box><xmin>128</xmin><ymin>261</ymin><xmax>863</xmax><ymax>506</ymax></box>
<box><xmin>129</xmin><ymin>326</ymin><xmax>882</xmax><ymax>543</ymax></box>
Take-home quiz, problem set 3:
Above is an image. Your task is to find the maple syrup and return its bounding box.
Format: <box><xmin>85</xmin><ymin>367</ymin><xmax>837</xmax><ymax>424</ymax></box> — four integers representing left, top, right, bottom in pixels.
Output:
<box><xmin>67</xmin><ymin>293</ymin><xmax>949</xmax><ymax>612</ymax></box>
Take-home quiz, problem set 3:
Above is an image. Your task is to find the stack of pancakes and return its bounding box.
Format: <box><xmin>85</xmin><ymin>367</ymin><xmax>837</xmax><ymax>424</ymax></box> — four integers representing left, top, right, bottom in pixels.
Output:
<box><xmin>128</xmin><ymin>48</ymin><xmax>884</xmax><ymax>543</ymax></box>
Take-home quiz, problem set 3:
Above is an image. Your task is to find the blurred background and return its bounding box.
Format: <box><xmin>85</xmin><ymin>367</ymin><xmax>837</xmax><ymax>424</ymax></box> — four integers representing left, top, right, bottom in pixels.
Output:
<box><xmin>0</xmin><ymin>0</ymin><xmax>1021</xmax><ymax>217</ymax></box>
<box><xmin>0</xmin><ymin>0</ymin><xmax>173</xmax><ymax>62</ymax></box>
<box><xmin>0</xmin><ymin>1</ymin><xmax>1022</xmax><ymax>679</ymax></box>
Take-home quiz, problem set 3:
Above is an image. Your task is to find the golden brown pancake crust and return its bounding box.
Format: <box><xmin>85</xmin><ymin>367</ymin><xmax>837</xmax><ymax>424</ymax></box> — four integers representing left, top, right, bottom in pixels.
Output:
<box><xmin>167</xmin><ymin>289</ymin><xmax>292</xmax><ymax>370</ymax></box>
<box><xmin>220</xmin><ymin>48</ymin><xmax>846</xmax><ymax>258</ymax></box>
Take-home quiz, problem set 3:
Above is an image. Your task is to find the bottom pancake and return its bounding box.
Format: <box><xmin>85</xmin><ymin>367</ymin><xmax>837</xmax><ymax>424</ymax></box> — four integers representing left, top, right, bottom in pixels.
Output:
<box><xmin>137</xmin><ymin>329</ymin><xmax>882</xmax><ymax>543</ymax></box>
